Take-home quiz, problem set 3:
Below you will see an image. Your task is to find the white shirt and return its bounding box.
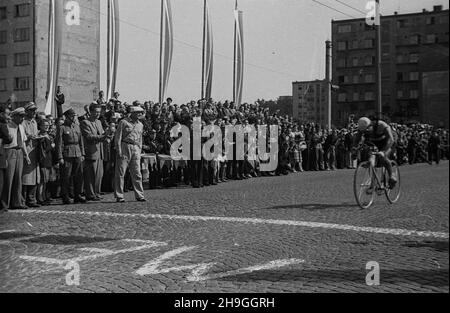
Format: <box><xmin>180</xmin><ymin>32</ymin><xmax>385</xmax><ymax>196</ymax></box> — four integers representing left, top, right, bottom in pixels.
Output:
<box><xmin>3</xmin><ymin>121</ymin><xmax>28</xmax><ymax>150</ymax></box>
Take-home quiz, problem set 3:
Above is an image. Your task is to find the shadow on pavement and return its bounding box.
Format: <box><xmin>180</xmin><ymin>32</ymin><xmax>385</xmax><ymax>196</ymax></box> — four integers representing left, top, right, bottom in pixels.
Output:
<box><xmin>262</xmin><ymin>203</ymin><xmax>358</xmax><ymax>211</ymax></box>
<box><xmin>0</xmin><ymin>232</ymin><xmax>35</xmax><ymax>241</ymax></box>
<box><xmin>403</xmin><ymin>241</ymin><xmax>449</xmax><ymax>253</ymax></box>
<box><xmin>220</xmin><ymin>268</ymin><xmax>449</xmax><ymax>288</ymax></box>
<box><xmin>21</xmin><ymin>235</ymin><xmax>116</xmax><ymax>246</ymax></box>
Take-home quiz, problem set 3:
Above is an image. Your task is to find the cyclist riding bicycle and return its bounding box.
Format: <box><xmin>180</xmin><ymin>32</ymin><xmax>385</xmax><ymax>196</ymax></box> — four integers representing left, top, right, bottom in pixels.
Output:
<box><xmin>354</xmin><ymin>116</ymin><xmax>398</xmax><ymax>188</ymax></box>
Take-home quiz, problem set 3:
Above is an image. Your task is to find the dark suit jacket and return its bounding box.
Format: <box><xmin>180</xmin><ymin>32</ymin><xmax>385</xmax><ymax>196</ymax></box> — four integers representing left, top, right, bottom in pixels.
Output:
<box><xmin>81</xmin><ymin>119</ymin><xmax>105</xmax><ymax>160</ymax></box>
<box><xmin>0</xmin><ymin>123</ymin><xmax>13</xmax><ymax>169</ymax></box>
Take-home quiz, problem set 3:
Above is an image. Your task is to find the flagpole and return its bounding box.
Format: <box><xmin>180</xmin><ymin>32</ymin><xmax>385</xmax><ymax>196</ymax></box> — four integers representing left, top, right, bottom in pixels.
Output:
<box><xmin>202</xmin><ymin>0</ymin><xmax>207</xmax><ymax>99</ymax></box>
<box><xmin>107</xmin><ymin>0</ymin><xmax>111</xmax><ymax>100</ymax></box>
<box><xmin>375</xmin><ymin>0</ymin><xmax>382</xmax><ymax>119</ymax></box>
<box><xmin>159</xmin><ymin>0</ymin><xmax>164</xmax><ymax>104</ymax></box>
<box><xmin>233</xmin><ymin>0</ymin><xmax>237</xmax><ymax>103</ymax></box>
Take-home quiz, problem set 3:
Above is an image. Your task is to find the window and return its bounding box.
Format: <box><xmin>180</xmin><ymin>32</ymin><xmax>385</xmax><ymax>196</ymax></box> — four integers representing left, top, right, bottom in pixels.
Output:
<box><xmin>397</xmin><ymin>72</ymin><xmax>404</xmax><ymax>81</ymax></box>
<box><xmin>14</xmin><ymin>4</ymin><xmax>30</xmax><ymax>17</ymax></box>
<box><xmin>353</xmin><ymin>92</ymin><xmax>359</xmax><ymax>101</ymax></box>
<box><xmin>410</xmin><ymin>53</ymin><xmax>419</xmax><ymax>63</ymax></box>
<box><xmin>14</xmin><ymin>52</ymin><xmax>29</xmax><ymax>66</ymax></box>
<box><xmin>353</xmin><ymin>75</ymin><xmax>359</xmax><ymax>84</ymax></box>
<box><xmin>438</xmin><ymin>16</ymin><xmax>449</xmax><ymax>24</ymax></box>
<box><xmin>426</xmin><ymin>34</ymin><xmax>437</xmax><ymax>44</ymax></box>
<box><xmin>365</xmin><ymin>74</ymin><xmax>374</xmax><ymax>83</ymax></box>
<box><xmin>0</xmin><ymin>6</ymin><xmax>6</xmax><ymax>19</ymax></box>
<box><xmin>14</xmin><ymin>28</ymin><xmax>30</xmax><ymax>42</ymax></box>
<box><xmin>352</xmin><ymin>57</ymin><xmax>359</xmax><ymax>67</ymax></box>
<box><xmin>0</xmin><ymin>55</ymin><xmax>6</xmax><ymax>68</ymax></box>
<box><xmin>0</xmin><ymin>79</ymin><xmax>6</xmax><ymax>91</ymax></box>
<box><xmin>351</xmin><ymin>40</ymin><xmax>358</xmax><ymax>49</ymax></box>
<box><xmin>337</xmin><ymin>41</ymin><xmax>347</xmax><ymax>51</ymax></box>
<box><xmin>397</xmin><ymin>90</ymin><xmax>404</xmax><ymax>99</ymax></box>
<box><xmin>426</xmin><ymin>16</ymin><xmax>436</xmax><ymax>25</ymax></box>
<box><xmin>338</xmin><ymin>93</ymin><xmax>347</xmax><ymax>102</ymax></box>
<box><xmin>410</xmin><ymin>90</ymin><xmax>419</xmax><ymax>99</ymax></box>
<box><xmin>338</xmin><ymin>24</ymin><xmax>351</xmax><ymax>33</ymax></box>
<box><xmin>409</xmin><ymin>35</ymin><xmax>420</xmax><ymax>45</ymax></box>
<box><xmin>337</xmin><ymin>58</ymin><xmax>346</xmax><ymax>68</ymax></box>
<box><xmin>0</xmin><ymin>30</ymin><xmax>6</xmax><ymax>44</ymax></box>
<box><xmin>364</xmin><ymin>56</ymin><xmax>374</xmax><ymax>66</ymax></box>
<box><xmin>397</xmin><ymin>19</ymin><xmax>407</xmax><ymax>28</ymax></box>
<box><xmin>14</xmin><ymin>77</ymin><xmax>30</xmax><ymax>90</ymax></box>
<box><xmin>396</xmin><ymin>54</ymin><xmax>404</xmax><ymax>63</ymax></box>
<box><xmin>409</xmin><ymin>72</ymin><xmax>419</xmax><ymax>81</ymax></box>
<box><xmin>364</xmin><ymin>92</ymin><xmax>374</xmax><ymax>101</ymax></box>
<box><xmin>364</xmin><ymin>39</ymin><xmax>374</xmax><ymax>48</ymax></box>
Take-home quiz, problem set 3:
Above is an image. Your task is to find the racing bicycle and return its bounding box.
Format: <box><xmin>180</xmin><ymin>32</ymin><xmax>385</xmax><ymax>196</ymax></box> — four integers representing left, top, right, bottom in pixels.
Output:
<box><xmin>353</xmin><ymin>143</ymin><xmax>401</xmax><ymax>209</ymax></box>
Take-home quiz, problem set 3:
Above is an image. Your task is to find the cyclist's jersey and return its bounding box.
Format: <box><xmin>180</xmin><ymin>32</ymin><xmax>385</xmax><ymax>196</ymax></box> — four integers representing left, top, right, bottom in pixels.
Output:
<box><xmin>363</xmin><ymin>120</ymin><xmax>392</xmax><ymax>150</ymax></box>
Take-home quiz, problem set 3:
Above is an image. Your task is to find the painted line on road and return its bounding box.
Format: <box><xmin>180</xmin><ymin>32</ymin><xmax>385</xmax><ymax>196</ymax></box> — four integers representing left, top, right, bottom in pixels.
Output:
<box><xmin>19</xmin><ymin>240</ymin><xmax>167</xmax><ymax>265</ymax></box>
<box><xmin>11</xmin><ymin>209</ymin><xmax>449</xmax><ymax>239</ymax></box>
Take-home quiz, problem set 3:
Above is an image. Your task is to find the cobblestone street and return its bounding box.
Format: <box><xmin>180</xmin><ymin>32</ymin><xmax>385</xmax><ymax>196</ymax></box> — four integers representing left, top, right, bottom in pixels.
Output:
<box><xmin>0</xmin><ymin>162</ymin><xmax>448</xmax><ymax>293</ymax></box>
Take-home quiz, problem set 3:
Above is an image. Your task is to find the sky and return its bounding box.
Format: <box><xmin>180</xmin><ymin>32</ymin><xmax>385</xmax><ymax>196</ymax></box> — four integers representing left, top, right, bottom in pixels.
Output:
<box><xmin>98</xmin><ymin>0</ymin><xmax>448</xmax><ymax>104</ymax></box>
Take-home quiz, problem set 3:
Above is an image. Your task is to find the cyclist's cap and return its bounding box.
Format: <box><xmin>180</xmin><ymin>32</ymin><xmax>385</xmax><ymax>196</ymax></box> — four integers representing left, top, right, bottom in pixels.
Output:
<box><xmin>358</xmin><ymin>117</ymin><xmax>371</xmax><ymax>131</ymax></box>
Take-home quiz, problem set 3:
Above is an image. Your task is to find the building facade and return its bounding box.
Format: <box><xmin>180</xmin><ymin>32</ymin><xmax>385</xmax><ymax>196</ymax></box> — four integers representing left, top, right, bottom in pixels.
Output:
<box><xmin>332</xmin><ymin>5</ymin><xmax>449</xmax><ymax>127</ymax></box>
<box><xmin>293</xmin><ymin>80</ymin><xmax>329</xmax><ymax>126</ymax></box>
<box><xmin>0</xmin><ymin>0</ymin><xmax>100</xmax><ymax>112</ymax></box>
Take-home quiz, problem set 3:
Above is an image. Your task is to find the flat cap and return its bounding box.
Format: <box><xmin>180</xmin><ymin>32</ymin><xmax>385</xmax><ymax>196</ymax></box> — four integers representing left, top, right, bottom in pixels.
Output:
<box><xmin>11</xmin><ymin>107</ymin><xmax>26</xmax><ymax>116</ymax></box>
<box><xmin>24</xmin><ymin>102</ymin><xmax>37</xmax><ymax>111</ymax></box>
<box><xmin>64</xmin><ymin>108</ymin><xmax>76</xmax><ymax>116</ymax></box>
<box><xmin>129</xmin><ymin>106</ymin><xmax>145</xmax><ymax>113</ymax></box>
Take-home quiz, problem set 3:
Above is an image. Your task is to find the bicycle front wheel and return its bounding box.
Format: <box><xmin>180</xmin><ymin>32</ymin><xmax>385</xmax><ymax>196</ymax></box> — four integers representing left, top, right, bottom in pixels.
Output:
<box><xmin>354</xmin><ymin>161</ymin><xmax>375</xmax><ymax>209</ymax></box>
<box><xmin>385</xmin><ymin>161</ymin><xmax>401</xmax><ymax>204</ymax></box>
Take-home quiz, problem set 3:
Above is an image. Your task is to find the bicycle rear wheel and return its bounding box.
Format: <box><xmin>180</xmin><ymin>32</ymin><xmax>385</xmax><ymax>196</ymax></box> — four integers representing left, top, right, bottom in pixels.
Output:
<box><xmin>354</xmin><ymin>161</ymin><xmax>375</xmax><ymax>209</ymax></box>
<box><xmin>385</xmin><ymin>161</ymin><xmax>401</xmax><ymax>204</ymax></box>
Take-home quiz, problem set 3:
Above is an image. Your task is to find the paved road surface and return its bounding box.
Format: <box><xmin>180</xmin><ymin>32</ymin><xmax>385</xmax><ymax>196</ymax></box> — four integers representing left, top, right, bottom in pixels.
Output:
<box><xmin>0</xmin><ymin>162</ymin><xmax>448</xmax><ymax>293</ymax></box>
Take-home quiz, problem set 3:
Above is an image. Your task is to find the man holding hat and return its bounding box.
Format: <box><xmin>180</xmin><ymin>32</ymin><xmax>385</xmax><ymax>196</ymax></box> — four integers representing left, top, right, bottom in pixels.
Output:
<box><xmin>81</xmin><ymin>102</ymin><xmax>111</xmax><ymax>201</ymax></box>
<box><xmin>114</xmin><ymin>105</ymin><xmax>146</xmax><ymax>203</ymax></box>
<box><xmin>22</xmin><ymin>102</ymin><xmax>41</xmax><ymax>208</ymax></box>
<box><xmin>56</xmin><ymin>109</ymin><xmax>86</xmax><ymax>204</ymax></box>
<box><xmin>1</xmin><ymin>107</ymin><xmax>30</xmax><ymax>210</ymax></box>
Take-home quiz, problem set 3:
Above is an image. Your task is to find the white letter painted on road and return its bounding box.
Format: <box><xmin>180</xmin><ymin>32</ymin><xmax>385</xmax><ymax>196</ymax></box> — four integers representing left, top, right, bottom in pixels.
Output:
<box><xmin>65</xmin><ymin>261</ymin><xmax>80</xmax><ymax>286</ymax></box>
<box><xmin>366</xmin><ymin>261</ymin><xmax>380</xmax><ymax>286</ymax></box>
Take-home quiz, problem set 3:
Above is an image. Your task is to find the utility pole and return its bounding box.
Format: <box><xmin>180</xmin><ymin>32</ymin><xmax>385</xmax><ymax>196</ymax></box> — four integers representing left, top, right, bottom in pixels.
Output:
<box><xmin>375</xmin><ymin>0</ymin><xmax>382</xmax><ymax>119</ymax></box>
<box><xmin>326</xmin><ymin>40</ymin><xmax>332</xmax><ymax>130</ymax></box>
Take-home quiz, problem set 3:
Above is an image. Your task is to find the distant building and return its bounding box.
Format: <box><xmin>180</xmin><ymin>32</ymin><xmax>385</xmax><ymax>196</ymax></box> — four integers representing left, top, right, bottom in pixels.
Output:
<box><xmin>292</xmin><ymin>80</ymin><xmax>329</xmax><ymax>126</ymax></box>
<box><xmin>0</xmin><ymin>0</ymin><xmax>100</xmax><ymax>112</ymax></box>
<box><xmin>332</xmin><ymin>5</ymin><xmax>449</xmax><ymax>127</ymax></box>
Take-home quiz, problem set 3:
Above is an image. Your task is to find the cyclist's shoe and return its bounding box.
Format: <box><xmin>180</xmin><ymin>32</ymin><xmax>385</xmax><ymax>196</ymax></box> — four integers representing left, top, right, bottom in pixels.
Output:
<box><xmin>388</xmin><ymin>176</ymin><xmax>398</xmax><ymax>189</ymax></box>
<box><xmin>365</xmin><ymin>188</ymin><xmax>374</xmax><ymax>195</ymax></box>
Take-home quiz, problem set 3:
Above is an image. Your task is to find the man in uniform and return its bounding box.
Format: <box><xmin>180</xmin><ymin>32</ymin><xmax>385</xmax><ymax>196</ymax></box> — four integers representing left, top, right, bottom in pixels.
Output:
<box><xmin>114</xmin><ymin>106</ymin><xmax>146</xmax><ymax>203</ymax></box>
<box><xmin>22</xmin><ymin>102</ymin><xmax>41</xmax><ymax>208</ymax></box>
<box><xmin>1</xmin><ymin>108</ymin><xmax>30</xmax><ymax>210</ymax></box>
<box><xmin>81</xmin><ymin>103</ymin><xmax>110</xmax><ymax>201</ymax></box>
<box><xmin>56</xmin><ymin>109</ymin><xmax>86</xmax><ymax>204</ymax></box>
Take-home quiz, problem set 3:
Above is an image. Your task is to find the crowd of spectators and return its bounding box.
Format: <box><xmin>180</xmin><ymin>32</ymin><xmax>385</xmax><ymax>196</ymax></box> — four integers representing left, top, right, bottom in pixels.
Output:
<box><xmin>0</xmin><ymin>91</ymin><xmax>448</xmax><ymax>210</ymax></box>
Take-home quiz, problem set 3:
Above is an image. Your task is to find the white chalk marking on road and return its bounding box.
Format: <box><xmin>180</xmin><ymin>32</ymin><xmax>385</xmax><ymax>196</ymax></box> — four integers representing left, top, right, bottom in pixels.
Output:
<box><xmin>0</xmin><ymin>230</ymin><xmax>17</xmax><ymax>234</ymax></box>
<box><xmin>136</xmin><ymin>246</ymin><xmax>214</xmax><ymax>277</ymax></box>
<box><xmin>20</xmin><ymin>240</ymin><xmax>167</xmax><ymax>266</ymax></box>
<box><xmin>135</xmin><ymin>245</ymin><xmax>304</xmax><ymax>282</ymax></box>
<box><xmin>187</xmin><ymin>258</ymin><xmax>305</xmax><ymax>282</ymax></box>
<box><xmin>12</xmin><ymin>209</ymin><xmax>450</xmax><ymax>239</ymax></box>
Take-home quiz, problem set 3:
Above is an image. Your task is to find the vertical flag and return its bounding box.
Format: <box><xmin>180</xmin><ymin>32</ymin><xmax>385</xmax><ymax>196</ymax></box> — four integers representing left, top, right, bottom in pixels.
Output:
<box><xmin>202</xmin><ymin>0</ymin><xmax>214</xmax><ymax>100</ymax></box>
<box><xmin>107</xmin><ymin>0</ymin><xmax>120</xmax><ymax>101</ymax></box>
<box><xmin>45</xmin><ymin>0</ymin><xmax>63</xmax><ymax>116</ymax></box>
<box><xmin>233</xmin><ymin>7</ymin><xmax>244</xmax><ymax>107</ymax></box>
<box><xmin>159</xmin><ymin>0</ymin><xmax>174</xmax><ymax>104</ymax></box>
